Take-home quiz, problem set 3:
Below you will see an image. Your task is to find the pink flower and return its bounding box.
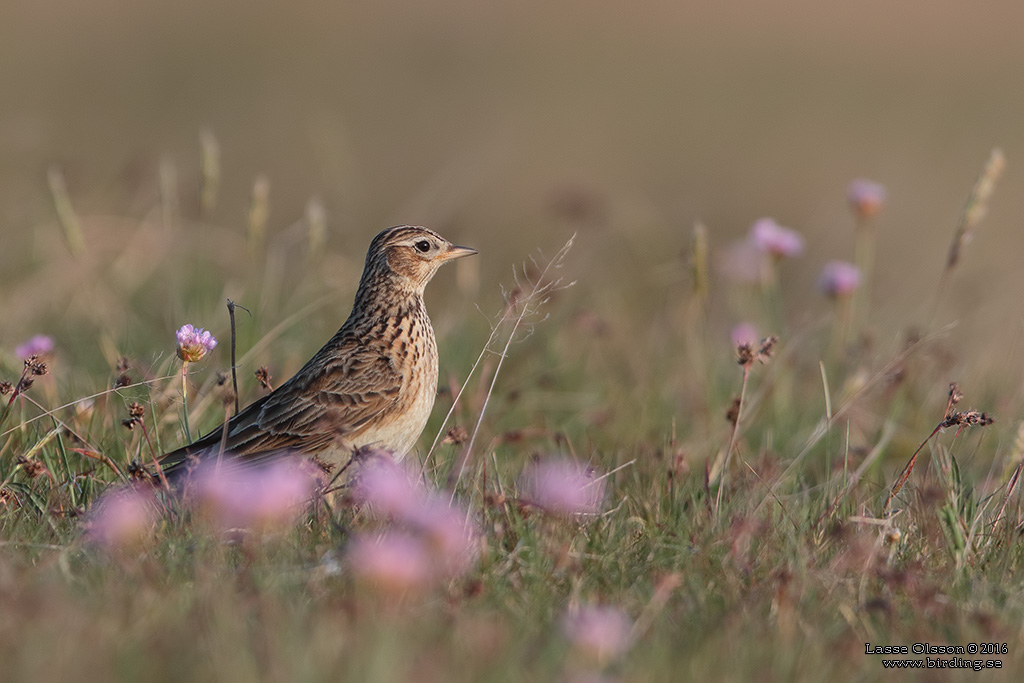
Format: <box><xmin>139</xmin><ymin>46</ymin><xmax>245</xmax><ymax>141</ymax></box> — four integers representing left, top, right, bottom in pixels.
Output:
<box><xmin>847</xmin><ymin>179</ymin><xmax>886</xmax><ymax>220</ymax></box>
<box><xmin>15</xmin><ymin>335</ymin><xmax>55</xmax><ymax>360</ymax></box>
<box><xmin>175</xmin><ymin>324</ymin><xmax>217</xmax><ymax>362</ymax></box>
<box><xmin>717</xmin><ymin>240</ymin><xmax>765</xmax><ymax>284</ymax></box>
<box><xmin>562</xmin><ymin>605</ymin><xmax>633</xmax><ymax>664</ymax></box>
<box><xmin>355</xmin><ymin>456</ymin><xmax>479</xmax><ymax>576</ymax></box>
<box><xmin>730</xmin><ymin>322</ymin><xmax>758</xmax><ymax>348</ymax></box>
<box><xmin>749</xmin><ymin>218</ymin><xmax>804</xmax><ymax>259</ymax></box>
<box><xmin>522</xmin><ymin>459</ymin><xmax>605</xmax><ymax>516</ymax></box>
<box><xmin>191</xmin><ymin>460</ymin><xmax>318</xmax><ymax>529</ymax></box>
<box><xmin>348</xmin><ymin>531</ymin><xmax>435</xmax><ymax>595</ymax></box>
<box><xmin>349</xmin><ymin>455</ymin><xmax>481</xmax><ymax>588</ymax></box>
<box><xmin>86</xmin><ymin>487</ymin><xmax>159</xmax><ymax>550</ymax></box>
<box><xmin>411</xmin><ymin>496</ymin><xmax>479</xmax><ymax>575</ymax></box>
<box><xmin>818</xmin><ymin>260</ymin><xmax>861</xmax><ymax>297</ymax></box>
<box><xmin>353</xmin><ymin>454</ymin><xmax>427</xmax><ymax>520</ymax></box>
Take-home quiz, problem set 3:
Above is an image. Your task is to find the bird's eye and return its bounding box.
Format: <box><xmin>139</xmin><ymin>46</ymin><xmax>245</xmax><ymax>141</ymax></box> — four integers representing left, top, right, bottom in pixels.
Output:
<box><xmin>414</xmin><ymin>240</ymin><xmax>432</xmax><ymax>253</ymax></box>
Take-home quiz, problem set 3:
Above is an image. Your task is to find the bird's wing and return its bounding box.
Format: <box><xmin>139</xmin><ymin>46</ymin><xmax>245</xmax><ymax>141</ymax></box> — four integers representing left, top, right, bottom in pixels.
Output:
<box><xmin>160</xmin><ymin>335</ymin><xmax>403</xmax><ymax>475</ymax></box>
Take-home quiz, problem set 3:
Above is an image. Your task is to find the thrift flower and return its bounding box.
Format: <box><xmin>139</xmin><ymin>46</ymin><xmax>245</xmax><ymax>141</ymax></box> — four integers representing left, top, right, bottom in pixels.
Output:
<box><xmin>717</xmin><ymin>241</ymin><xmax>764</xmax><ymax>284</ymax></box>
<box><xmin>86</xmin><ymin>487</ymin><xmax>159</xmax><ymax>551</ymax></box>
<box><xmin>15</xmin><ymin>335</ymin><xmax>55</xmax><ymax>360</ymax></box>
<box><xmin>354</xmin><ymin>455</ymin><xmax>480</xmax><ymax>576</ymax></box>
<box><xmin>348</xmin><ymin>531</ymin><xmax>435</xmax><ymax>595</ymax></box>
<box><xmin>730</xmin><ymin>322</ymin><xmax>759</xmax><ymax>348</ymax></box>
<box><xmin>192</xmin><ymin>460</ymin><xmax>318</xmax><ymax>529</ymax></box>
<box><xmin>353</xmin><ymin>454</ymin><xmax>427</xmax><ymax>520</ymax></box>
<box><xmin>411</xmin><ymin>495</ymin><xmax>480</xmax><ymax>575</ymax></box>
<box><xmin>522</xmin><ymin>458</ymin><xmax>605</xmax><ymax>516</ymax></box>
<box><xmin>818</xmin><ymin>260</ymin><xmax>861</xmax><ymax>298</ymax></box>
<box><xmin>749</xmin><ymin>218</ymin><xmax>804</xmax><ymax>259</ymax></box>
<box><xmin>175</xmin><ymin>324</ymin><xmax>218</xmax><ymax>362</ymax></box>
<box><xmin>562</xmin><ymin>605</ymin><xmax>634</xmax><ymax>665</ymax></box>
<box><xmin>176</xmin><ymin>323</ymin><xmax>217</xmax><ymax>441</ymax></box>
<box><xmin>847</xmin><ymin>179</ymin><xmax>886</xmax><ymax>220</ymax></box>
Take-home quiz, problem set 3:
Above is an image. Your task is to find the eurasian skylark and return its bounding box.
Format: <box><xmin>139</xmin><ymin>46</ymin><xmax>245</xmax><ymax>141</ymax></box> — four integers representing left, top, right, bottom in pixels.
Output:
<box><xmin>160</xmin><ymin>225</ymin><xmax>476</xmax><ymax>480</ymax></box>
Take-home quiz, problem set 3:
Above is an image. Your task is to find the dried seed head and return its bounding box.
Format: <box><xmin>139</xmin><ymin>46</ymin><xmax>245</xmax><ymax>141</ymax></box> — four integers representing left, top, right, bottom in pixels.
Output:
<box><xmin>0</xmin><ymin>487</ymin><xmax>17</xmax><ymax>509</ymax></box>
<box><xmin>758</xmin><ymin>335</ymin><xmax>778</xmax><ymax>362</ymax></box>
<box><xmin>948</xmin><ymin>382</ymin><xmax>963</xmax><ymax>406</ymax></box>
<box><xmin>736</xmin><ymin>343</ymin><xmax>755</xmax><ymax>367</ymax></box>
<box><xmin>215</xmin><ymin>371</ymin><xmax>236</xmax><ymax>405</ymax></box>
<box><xmin>0</xmin><ymin>381</ymin><xmax>11</xmax><ymax>395</ymax></box>
<box><xmin>17</xmin><ymin>456</ymin><xmax>46</xmax><ymax>479</ymax></box>
<box><xmin>25</xmin><ymin>355</ymin><xmax>48</xmax><ymax>376</ymax></box>
<box><xmin>442</xmin><ymin>426</ymin><xmax>469</xmax><ymax>446</ymax></box>
<box><xmin>941</xmin><ymin>410</ymin><xmax>995</xmax><ymax>430</ymax></box>
<box><xmin>116</xmin><ymin>356</ymin><xmax>131</xmax><ymax>373</ymax></box>
<box><xmin>969</xmin><ymin>411</ymin><xmax>994</xmax><ymax>426</ymax></box>
<box><xmin>122</xmin><ymin>402</ymin><xmax>145</xmax><ymax>430</ymax></box>
<box><xmin>255</xmin><ymin>366</ymin><xmax>273</xmax><ymax>391</ymax></box>
<box><xmin>726</xmin><ymin>397</ymin><xmax>742</xmax><ymax>425</ymax></box>
<box><xmin>114</xmin><ymin>373</ymin><xmax>132</xmax><ymax>389</ymax></box>
<box><xmin>126</xmin><ymin>460</ymin><xmax>153</xmax><ymax>482</ymax></box>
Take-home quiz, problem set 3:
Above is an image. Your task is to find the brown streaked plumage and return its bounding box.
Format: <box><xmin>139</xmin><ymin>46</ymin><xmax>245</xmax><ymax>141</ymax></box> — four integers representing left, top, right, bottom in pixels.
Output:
<box><xmin>160</xmin><ymin>225</ymin><xmax>476</xmax><ymax>480</ymax></box>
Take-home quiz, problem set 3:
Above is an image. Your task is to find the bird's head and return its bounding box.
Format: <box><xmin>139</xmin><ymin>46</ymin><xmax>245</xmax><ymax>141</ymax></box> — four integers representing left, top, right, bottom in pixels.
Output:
<box><xmin>365</xmin><ymin>225</ymin><xmax>477</xmax><ymax>293</ymax></box>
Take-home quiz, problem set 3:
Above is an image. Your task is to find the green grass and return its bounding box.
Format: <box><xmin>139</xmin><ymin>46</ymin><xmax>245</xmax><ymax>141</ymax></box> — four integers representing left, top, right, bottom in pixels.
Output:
<box><xmin>2</xmin><ymin>148</ymin><xmax>1024</xmax><ymax>683</ymax></box>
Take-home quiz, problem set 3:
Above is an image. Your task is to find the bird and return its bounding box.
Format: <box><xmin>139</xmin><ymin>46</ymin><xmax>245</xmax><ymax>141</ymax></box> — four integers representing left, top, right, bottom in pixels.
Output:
<box><xmin>159</xmin><ymin>225</ymin><xmax>477</xmax><ymax>483</ymax></box>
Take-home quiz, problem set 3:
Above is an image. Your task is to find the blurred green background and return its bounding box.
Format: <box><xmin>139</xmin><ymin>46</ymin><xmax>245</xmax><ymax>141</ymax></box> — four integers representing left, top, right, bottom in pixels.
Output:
<box><xmin>2</xmin><ymin>0</ymin><xmax>1023</xmax><ymax>380</ymax></box>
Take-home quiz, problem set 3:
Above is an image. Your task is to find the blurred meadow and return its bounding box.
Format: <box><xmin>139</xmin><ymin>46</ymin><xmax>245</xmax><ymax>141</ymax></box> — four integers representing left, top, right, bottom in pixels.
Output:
<box><xmin>4</xmin><ymin>1</ymin><xmax>1024</xmax><ymax>681</ymax></box>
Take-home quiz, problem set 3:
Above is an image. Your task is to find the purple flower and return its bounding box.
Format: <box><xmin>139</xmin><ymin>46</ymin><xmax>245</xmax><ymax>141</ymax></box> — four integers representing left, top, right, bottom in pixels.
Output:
<box><xmin>355</xmin><ymin>455</ymin><xmax>479</xmax><ymax>576</ymax></box>
<box><xmin>411</xmin><ymin>496</ymin><xmax>479</xmax><ymax>575</ymax></box>
<box><xmin>175</xmin><ymin>324</ymin><xmax>217</xmax><ymax>362</ymax></box>
<box><xmin>353</xmin><ymin>454</ymin><xmax>427</xmax><ymax>520</ymax></box>
<box><xmin>15</xmin><ymin>335</ymin><xmax>55</xmax><ymax>360</ymax></box>
<box><xmin>847</xmin><ymin>179</ymin><xmax>886</xmax><ymax>220</ymax></box>
<box><xmin>730</xmin><ymin>322</ymin><xmax>758</xmax><ymax>348</ymax></box>
<box><xmin>562</xmin><ymin>605</ymin><xmax>634</xmax><ymax>664</ymax></box>
<box><xmin>818</xmin><ymin>260</ymin><xmax>861</xmax><ymax>297</ymax></box>
<box><xmin>749</xmin><ymin>218</ymin><xmax>804</xmax><ymax>259</ymax></box>
<box><xmin>86</xmin><ymin>487</ymin><xmax>159</xmax><ymax>551</ymax></box>
<box><xmin>522</xmin><ymin>458</ymin><xmax>605</xmax><ymax>516</ymax></box>
<box><xmin>348</xmin><ymin>531</ymin><xmax>435</xmax><ymax>595</ymax></box>
<box><xmin>192</xmin><ymin>460</ymin><xmax>319</xmax><ymax>529</ymax></box>
<box><xmin>717</xmin><ymin>241</ymin><xmax>765</xmax><ymax>284</ymax></box>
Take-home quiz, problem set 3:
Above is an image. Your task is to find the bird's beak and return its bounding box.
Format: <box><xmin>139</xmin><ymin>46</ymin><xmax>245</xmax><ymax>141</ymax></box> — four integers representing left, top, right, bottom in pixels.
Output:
<box><xmin>441</xmin><ymin>244</ymin><xmax>478</xmax><ymax>261</ymax></box>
